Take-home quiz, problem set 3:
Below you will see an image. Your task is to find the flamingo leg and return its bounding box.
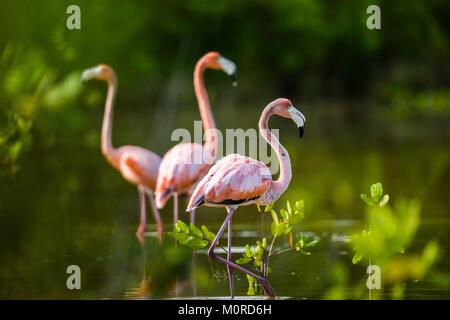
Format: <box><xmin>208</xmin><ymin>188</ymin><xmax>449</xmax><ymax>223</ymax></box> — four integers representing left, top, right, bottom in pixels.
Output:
<box><xmin>173</xmin><ymin>193</ymin><xmax>179</xmax><ymax>228</ymax></box>
<box><xmin>146</xmin><ymin>189</ymin><xmax>164</xmax><ymax>242</ymax></box>
<box><xmin>227</xmin><ymin>216</ymin><xmax>234</xmax><ymax>298</ymax></box>
<box><xmin>136</xmin><ymin>186</ymin><xmax>147</xmax><ymax>241</ymax></box>
<box><xmin>208</xmin><ymin>207</ymin><xmax>275</xmax><ymax>298</ymax></box>
<box><xmin>189</xmin><ymin>208</ymin><xmax>196</xmax><ymax>225</ymax></box>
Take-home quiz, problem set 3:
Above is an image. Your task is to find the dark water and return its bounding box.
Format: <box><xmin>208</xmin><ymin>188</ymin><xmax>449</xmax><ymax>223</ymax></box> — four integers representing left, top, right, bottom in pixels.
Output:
<box><xmin>1</xmin><ymin>100</ymin><xmax>450</xmax><ymax>299</ymax></box>
<box><xmin>0</xmin><ymin>128</ymin><xmax>449</xmax><ymax>299</ymax></box>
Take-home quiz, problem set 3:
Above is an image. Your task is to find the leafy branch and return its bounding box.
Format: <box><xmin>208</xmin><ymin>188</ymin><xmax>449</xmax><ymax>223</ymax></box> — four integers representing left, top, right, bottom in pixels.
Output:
<box><xmin>237</xmin><ymin>200</ymin><xmax>318</xmax><ymax>295</ymax></box>
<box><xmin>168</xmin><ymin>220</ymin><xmax>215</xmax><ymax>249</ymax></box>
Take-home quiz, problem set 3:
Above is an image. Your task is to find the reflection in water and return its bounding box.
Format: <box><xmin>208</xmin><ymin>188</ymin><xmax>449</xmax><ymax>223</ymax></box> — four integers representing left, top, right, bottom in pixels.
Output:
<box><xmin>123</xmin><ymin>240</ymin><xmax>151</xmax><ymax>299</ymax></box>
<box><xmin>1</xmin><ymin>129</ymin><xmax>449</xmax><ymax>299</ymax></box>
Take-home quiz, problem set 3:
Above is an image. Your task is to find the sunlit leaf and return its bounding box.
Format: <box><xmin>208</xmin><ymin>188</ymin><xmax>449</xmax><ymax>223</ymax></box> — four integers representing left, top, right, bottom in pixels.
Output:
<box><xmin>189</xmin><ymin>223</ymin><xmax>203</xmax><ymax>238</ymax></box>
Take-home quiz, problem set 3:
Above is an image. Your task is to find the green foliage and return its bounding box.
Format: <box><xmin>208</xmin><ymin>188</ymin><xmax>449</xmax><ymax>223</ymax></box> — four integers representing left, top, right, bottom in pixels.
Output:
<box><xmin>168</xmin><ymin>220</ymin><xmax>215</xmax><ymax>249</ymax></box>
<box><xmin>0</xmin><ymin>112</ymin><xmax>32</xmax><ymax>175</ymax></box>
<box><xmin>236</xmin><ymin>239</ymin><xmax>267</xmax><ymax>267</ymax></box>
<box><xmin>237</xmin><ymin>200</ymin><xmax>316</xmax><ymax>295</ymax></box>
<box><xmin>349</xmin><ymin>182</ymin><xmax>440</xmax><ymax>299</ymax></box>
<box><xmin>295</xmin><ymin>232</ymin><xmax>319</xmax><ymax>255</ymax></box>
<box><xmin>270</xmin><ymin>200</ymin><xmax>305</xmax><ymax>237</ymax></box>
<box><xmin>360</xmin><ymin>182</ymin><xmax>389</xmax><ymax>208</ymax></box>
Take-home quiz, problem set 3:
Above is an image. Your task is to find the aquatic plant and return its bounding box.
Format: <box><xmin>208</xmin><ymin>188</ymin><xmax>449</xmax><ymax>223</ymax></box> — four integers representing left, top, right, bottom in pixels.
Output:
<box><xmin>349</xmin><ymin>182</ymin><xmax>440</xmax><ymax>299</ymax></box>
<box><xmin>170</xmin><ymin>200</ymin><xmax>317</xmax><ymax>296</ymax></box>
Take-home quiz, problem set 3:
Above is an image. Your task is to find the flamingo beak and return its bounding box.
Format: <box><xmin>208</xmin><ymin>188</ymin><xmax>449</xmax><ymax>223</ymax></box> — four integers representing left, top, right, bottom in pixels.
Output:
<box><xmin>217</xmin><ymin>56</ymin><xmax>237</xmax><ymax>86</ymax></box>
<box><xmin>288</xmin><ymin>106</ymin><xmax>306</xmax><ymax>138</ymax></box>
<box><xmin>81</xmin><ymin>66</ymin><xmax>101</xmax><ymax>82</ymax></box>
<box><xmin>299</xmin><ymin>125</ymin><xmax>305</xmax><ymax>138</ymax></box>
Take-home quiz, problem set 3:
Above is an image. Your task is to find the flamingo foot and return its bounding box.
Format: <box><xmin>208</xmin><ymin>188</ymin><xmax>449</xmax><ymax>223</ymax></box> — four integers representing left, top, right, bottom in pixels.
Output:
<box><xmin>136</xmin><ymin>224</ymin><xmax>146</xmax><ymax>237</ymax></box>
<box><xmin>260</xmin><ymin>278</ymin><xmax>276</xmax><ymax>298</ymax></box>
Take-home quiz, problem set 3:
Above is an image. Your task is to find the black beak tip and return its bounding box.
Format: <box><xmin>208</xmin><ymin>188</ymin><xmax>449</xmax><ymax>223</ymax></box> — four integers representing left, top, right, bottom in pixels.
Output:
<box><xmin>299</xmin><ymin>126</ymin><xmax>305</xmax><ymax>138</ymax></box>
<box><xmin>229</xmin><ymin>72</ymin><xmax>237</xmax><ymax>86</ymax></box>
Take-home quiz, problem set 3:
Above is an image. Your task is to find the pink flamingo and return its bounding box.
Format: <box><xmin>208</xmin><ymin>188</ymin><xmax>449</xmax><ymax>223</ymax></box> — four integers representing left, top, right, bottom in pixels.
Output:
<box><xmin>81</xmin><ymin>64</ymin><xmax>163</xmax><ymax>241</ymax></box>
<box><xmin>186</xmin><ymin>98</ymin><xmax>306</xmax><ymax>297</ymax></box>
<box><xmin>155</xmin><ymin>52</ymin><xmax>237</xmax><ymax>225</ymax></box>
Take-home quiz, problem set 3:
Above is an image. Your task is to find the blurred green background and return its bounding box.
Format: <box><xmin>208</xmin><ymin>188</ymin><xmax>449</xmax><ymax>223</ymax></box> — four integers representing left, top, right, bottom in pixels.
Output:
<box><xmin>0</xmin><ymin>0</ymin><xmax>449</xmax><ymax>299</ymax></box>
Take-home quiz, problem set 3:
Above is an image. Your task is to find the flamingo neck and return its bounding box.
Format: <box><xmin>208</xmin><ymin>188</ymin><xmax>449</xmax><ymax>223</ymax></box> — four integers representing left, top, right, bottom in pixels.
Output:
<box><xmin>102</xmin><ymin>75</ymin><xmax>119</xmax><ymax>168</ymax></box>
<box><xmin>258</xmin><ymin>105</ymin><xmax>292</xmax><ymax>200</ymax></box>
<box><xmin>194</xmin><ymin>58</ymin><xmax>217</xmax><ymax>156</ymax></box>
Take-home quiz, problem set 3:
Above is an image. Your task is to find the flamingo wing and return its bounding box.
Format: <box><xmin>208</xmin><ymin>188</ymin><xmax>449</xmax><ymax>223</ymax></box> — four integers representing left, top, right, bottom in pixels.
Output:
<box><xmin>118</xmin><ymin>146</ymin><xmax>161</xmax><ymax>189</ymax></box>
<box><xmin>187</xmin><ymin>154</ymin><xmax>272</xmax><ymax>210</ymax></box>
<box><xmin>155</xmin><ymin>143</ymin><xmax>211</xmax><ymax>208</ymax></box>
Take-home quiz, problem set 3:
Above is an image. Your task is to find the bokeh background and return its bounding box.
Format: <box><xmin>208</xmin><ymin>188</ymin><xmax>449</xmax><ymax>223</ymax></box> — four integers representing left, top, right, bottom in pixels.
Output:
<box><xmin>0</xmin><ymin>0</ymin><xmax>449</xmax><ymax>299</ymax></box>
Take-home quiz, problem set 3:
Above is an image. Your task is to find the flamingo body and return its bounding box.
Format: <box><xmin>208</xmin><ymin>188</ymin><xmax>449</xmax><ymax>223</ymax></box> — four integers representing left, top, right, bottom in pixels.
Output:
<box><xmin>187</xmin><ymin>154</ymin><xmax>273</xmax><ymax>210</ymax></box>
<box><xmin>81</xmin><ymin>64</ymin><xmax>163</xmax><ymax>240</ymax></box>
<box><xmin>186</xmin><ymin>98</ymin><xmax>306</xmax><ymax>298</ymax></box>
<box><xmin>154</xmin><ymin>52</ymin><xmax>237</xmax><ymax>220</ymax></box>
<box><xmin>116</xmin><ymin>145</ymin><xmax>161</xmax><ymax>189</ymax></box>
<box><xmin>155</xmin><ymin>143</ymin><xmax>210</xmax><ymax>207</ymax></box>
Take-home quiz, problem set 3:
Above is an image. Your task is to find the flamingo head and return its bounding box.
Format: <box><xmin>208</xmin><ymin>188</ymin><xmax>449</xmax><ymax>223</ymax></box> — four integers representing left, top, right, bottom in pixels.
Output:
<box><xmin>272</xmin><ymin>98</ymin><xmax>306</xmax><ymax>138</ymax></box>
<box><xmin>202</xmin><ymin>51</ymin><xmax>237</xmax><ymax>86</ymax></box>
<box><xmin>81</xmin><ymin>64</ymin><xmax>115</xmax><ymax>82</ymax></box>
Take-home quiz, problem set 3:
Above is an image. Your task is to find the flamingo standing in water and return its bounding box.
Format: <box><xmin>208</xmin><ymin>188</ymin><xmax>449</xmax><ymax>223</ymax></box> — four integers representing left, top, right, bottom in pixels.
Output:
<box><xmin>81</xmin><ymin>64</ymin><xmax>163</xmax><ymax>241</ymax></box>
<box><xmin>187</xmin><ymin>98</ymin><xmax>306</xmax><ymax>297</ymax></box>
<box><xmin>155</xmin><ymin>52</ymin><xmax>237</xmax><ymax>225</ymax></box>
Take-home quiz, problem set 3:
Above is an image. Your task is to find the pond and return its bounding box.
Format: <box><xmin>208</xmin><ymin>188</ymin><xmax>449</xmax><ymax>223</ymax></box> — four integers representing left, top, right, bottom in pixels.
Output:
<box><xmin>0</xmin><ymin>118</ymin><xmax>449</xmax><ymax>299</ymax></box>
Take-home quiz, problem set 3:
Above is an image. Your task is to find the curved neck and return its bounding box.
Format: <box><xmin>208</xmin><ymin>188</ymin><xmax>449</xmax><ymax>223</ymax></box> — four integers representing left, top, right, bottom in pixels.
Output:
<box><xmin>258</xmin><ymin>105</ymin><xmax>292</xmax><ymax>198</ymax></box>
<box><xmin>102</xmin><ymin>75</ymin><xmax>119</xmax><ymax>167</ymax></box>
<box><xmin>194</xmin><ymin>58</ymin><xmax>217</xmax><ymax>153</ymax></box>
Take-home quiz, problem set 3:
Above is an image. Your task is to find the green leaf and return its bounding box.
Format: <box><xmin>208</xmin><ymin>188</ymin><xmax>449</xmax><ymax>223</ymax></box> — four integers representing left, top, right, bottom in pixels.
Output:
<box><xmin>379</xmin><ymin>194</ymin><xmax>389</xmax><ymax>207</ymax></box>
<box><xmin>370</xmin><ymin>182</ymin><xmax>383</xmax><ymax>202</ymax></box>
<box><xmin>286</xmin><ymin>200</ymin><xmax>292</xmax><ymax>215</ymax></box>
<box><xmin>176</xmin><ymin>220</ymin><xmax>190</xmax><ymax>233</ymax></box>
<box><xmin>295</xmin><ymin>200</ymin><xmax>305</xmax><ymax>212</ymax></box>
<box><xmin>236</xmin><ymin>256</ymin><xmax>252</xmax><ymax>265</ymax></box>
<box><xmin>256</xmin><ymin>204</ymin><xmax>261</xmax><ymax>212</ymax></box>
<box><xmin>262</xmin><ymin>238</ymin><xmax>267</xmax><ymax>249</ymax></box>
<box><xmin>189</xmin><ymin>223</ymin><xmax>203</xmax><ymax>238</ymax></box>
<box><xmin>352</xmin><ymin>252</ymin><xmax>364</xmax><ymax>264</ymax></box>
<box><xmin>270</xmin><ymin>209</ymin><xmax>279</xmax><ymax>225</ymax></box>
<box><xmin>360</xmin><ymin>193</ymin><xmax>374</xmax><ymax>206</ymax></box>
<box><xmin>289</xmin><ymin>211</ymin><xmax>305</xmax><ymax>225</ymax></box>
<box><xmin>174</xmin><ymin>232</ymin><xmax>190</xmax><ymax>245</ymax></box>
<box><xmin>255</xmin><ymin>246</ymin><xmax>264</xmax><ymax>259</ymax></box>
<box><xmin>279</xmin><ymin>209</ymin><xmax>288</xmax><ymax>219</ymax></box>
<box><xmin>304</xmin><ymin>239</ymin><xmax>319</xmax><ymax>248</ymax></box>
<box><xmin>186</xmin><ymin>237</ymin><xmax>209</xmax><ymax>249</ymax></box>
<box><xmin>271</xmin><ymin>222</ymin><xmax>286</xmax><ymax>237</ymax></box>
<box><xmin>284</xmin><ymin>226</ymin><xmax>293</xmax><ymax>235</ymax></box>
<box><xmin>245</xmin><ymin>244</ymin><xmax>252</xmax><ymax>258</ymax></box>
<box><xmin>201</xmin><ymin>225</ymin><xmax>215</xmax><ymax>241</ymax></box>
<box><xmin>264</xmin><ymin>203</ymin><xmax>274</xmax><ymax>212</ymax></box>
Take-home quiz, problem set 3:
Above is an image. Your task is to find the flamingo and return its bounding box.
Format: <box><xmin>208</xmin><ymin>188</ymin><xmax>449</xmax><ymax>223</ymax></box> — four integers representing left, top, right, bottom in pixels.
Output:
<box><xmin>155</xmin><ymin>52</ymin><xmax>237</xmax><ymax>225</ymax></box>
<box><xmin>81</xmin><ymin>64</ymin><xmax>163</xmax><ymax>241</ymax></box>
<box><xmin>186</xmin><ymin>98</ymin><xmax>306</xmax><ymax>298</ymax></box>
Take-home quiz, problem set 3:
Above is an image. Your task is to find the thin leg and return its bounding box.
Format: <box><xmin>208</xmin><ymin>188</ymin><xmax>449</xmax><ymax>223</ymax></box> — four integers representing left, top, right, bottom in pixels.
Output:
<box><xmin>208</xmin><ymin>207</ymin><xmax>275</xmax><ymax>298</ymax></box>
<box><xmin>189</xmin><ymin>208</ymin><xmax>196</xmax><ymax>225</ymax></box>
<box><xmin>173</xmin><ymin>193</ymin><xmax>179</xmax><ymax>228</ymax></box>
<box><xmin>227</xmin><ymin>216</ymin><xmax>234</xmax><ymax>298</ymax></box>
<box><xmin>146</xmin><ymin>189</ymin><xmax>164</xmax><ymax>242</ymax></box>
<box><xmin>136</xmin><ymin>186</ymin><xmax>147</xmax><ymax>243</ymax></box>
<box><xmin>173</xmin><ymin>193</ymin><xmax>179</xmax><ymax>297</ymax></box>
